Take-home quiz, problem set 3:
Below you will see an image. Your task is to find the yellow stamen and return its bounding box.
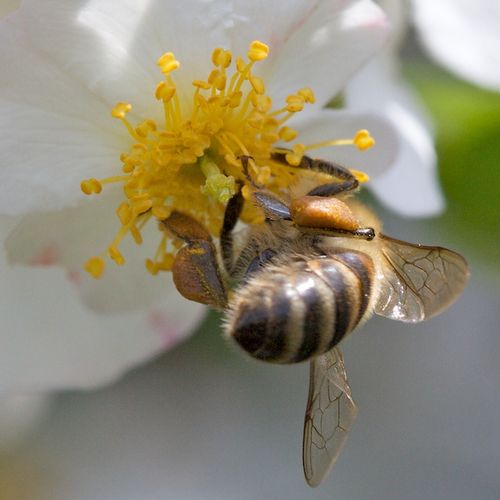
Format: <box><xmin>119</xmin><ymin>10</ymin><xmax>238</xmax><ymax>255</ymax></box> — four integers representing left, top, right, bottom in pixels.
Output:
<box><xmin>80</xmin><ymin>178</ymin><xmax>102</xmax><ymax>195</ymax></box>
<box><xmin>81</xmin><ymin>40</ymin><xmax>373</xmax><ymax>279</ymax></box>
<box><xmin>111</xmin><ymin>102</ymin><xmax>132</xmax><ymax>119</ymax></box>
<box><xmin>108</xmin><ymin>246</ymin><xmax>125</xmax><ymax>266</ymax></box>
<box><xmin>279</xmin><ymin>126</ymin><xmax>298</xmax><ymax>142</ymax></box>
<box><xmin>285</xmin><ymin>94</ymin><xmax>305</xmax><ymax>113</ymax></box>
<box><xmin>157</xmin><ymin>52</ymin><xmax>180</xmax><ymax>74</ymax></box>
<box><xmin>85</xmin><ymin>256</ymin><xmax>105</xmax><ymax>278</ymax></box>
<box><xmin>247</xmin><ymin>40</ymin><xmax>269</xmax><ymax>61</ymax></box>
<box><xmin>298</xmin><ymin>87</ymin><xmax>316</xmax><ymax>104</ymax></box>
<box><xmin>353</xmin><ymin>129</ymin><xmax>375</xmax><ymax>150</ymax></box>
<box><xmin>155</xmin><ymin>82</ymin><xmax>177</xmax><ymax>102</ymax></box>
<box><xmin>350</xmin><ymin>169</ymin><xmax>370</xmax><ymax>183</ymax></box>
<box><xmin>303</xmin><ymin>129</ymin><xmax>376</xmax><ymax>152</ymax></box>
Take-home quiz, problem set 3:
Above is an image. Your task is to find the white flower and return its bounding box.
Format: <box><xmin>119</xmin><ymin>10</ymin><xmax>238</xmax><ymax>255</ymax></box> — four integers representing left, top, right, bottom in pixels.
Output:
<box><xmin>0</xmin><ymin>0</ymin><xmax>393</xmax><ymax>404</ymax></box>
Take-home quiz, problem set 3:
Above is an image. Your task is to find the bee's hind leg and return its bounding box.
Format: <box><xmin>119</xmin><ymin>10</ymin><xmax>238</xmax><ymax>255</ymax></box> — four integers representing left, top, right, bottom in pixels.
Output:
<box><xmin>161</xmin><ymin>211</ymin><xmax>227</xmax><ymax>309</ymax></box>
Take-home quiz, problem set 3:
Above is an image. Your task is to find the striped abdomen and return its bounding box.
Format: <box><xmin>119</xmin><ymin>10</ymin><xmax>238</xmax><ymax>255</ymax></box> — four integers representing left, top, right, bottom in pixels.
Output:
<box><xmin>225</xmin><ymin>250</ymin><xmax>375</xmax><ymax>364</ymax></box>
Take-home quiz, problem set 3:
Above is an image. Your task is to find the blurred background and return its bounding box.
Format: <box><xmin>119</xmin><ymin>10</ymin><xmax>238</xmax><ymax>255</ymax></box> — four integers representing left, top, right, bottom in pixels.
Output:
<box><xmin>1</xmin><ymin>11</ymin><xmax>500</xmax><ymax>500</ymax></box>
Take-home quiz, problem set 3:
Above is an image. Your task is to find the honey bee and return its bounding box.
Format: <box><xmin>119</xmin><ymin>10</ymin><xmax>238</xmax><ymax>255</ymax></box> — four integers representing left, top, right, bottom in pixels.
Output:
<box><xmin>161</xmin><ymin>153</ymin><xmax>469</xmax><ymax>487</ymax></box>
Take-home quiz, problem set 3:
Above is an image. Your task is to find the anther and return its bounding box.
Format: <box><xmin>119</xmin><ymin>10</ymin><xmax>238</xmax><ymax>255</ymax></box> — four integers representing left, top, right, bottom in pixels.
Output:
<box><xmin>157</xmin><ymin>52</ymin><xmax>180</xmax><ymax>74</ymax></box>
<box><xmin>228</xmin><ymin>91</ymin><xmax>242</xmax><ymax>108</ymax></box>
<box><xmin>248</xmin><ymin>40</ymin><xmax>269</xmax><ymax>61</ymax></box>
<box><xmin>353</xmin><ymin>129</ymin><xmax>375</xmax><ymax>150</ymax></box>
<box><xmin>350</xmin><ymin>169</ymin><xmax>370</xmax><ymax>183</ymax></box>
<box><xmin>116</xmin><ymin>202</ymin><xmax>132</xmax><ymax>225</ymax></box>
<box><xmin>285</xmin><ymin>143</ymin><xmax>306</xmax><ymax>166</ymax></box>
<box><xmin>285</xmin><ymin>94</ymin><xmax>305</xmax><ymax>112</ymax></box>
<box><xmin>298</xmin><ymin>87</ymin><xmax>316</xmax><ymax>104</ymax></box>
<box><xmin>80</xmin><ymin>178</ymin><xmax>102</xmax><ymax>195</ymax></box>
<box><xmin>192</xmin><ymin>79</ymin><xmax>212</xmax><ymax>90</ymax></box>
<box><xmin>145</xmin><ymin>258</ymin><xmax>158</xmax><ymax>275</ymax></box>
<box><xmin>85</xmin><ymin>256</ymin><xmax>105</xmax><ymax>278</ymax></box>
<box><xmin>155</xmin><ymin>82</ymin><xmax>177</xmax><ymax>101</ymax></box>
<box><xmin>279</xmin><ymin>126</ymin><xmax>298</xmax><ymax>141</ymax></box>
<box><xmin>212</xmin><ymin>48</ymin><xmax>232</xmax><ymax>68</ymax></box>
<box><xmin>111</xmin><ymin>102</ymin><xmax>132</xmax><ymax>119</ymax></box>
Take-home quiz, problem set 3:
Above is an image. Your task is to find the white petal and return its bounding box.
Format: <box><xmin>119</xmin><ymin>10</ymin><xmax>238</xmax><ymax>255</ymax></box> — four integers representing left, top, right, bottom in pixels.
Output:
<box><xmin>412</xmin><ymin>0</ymin><xmax>500</xmax><ymax>91</ymax></box>
<box><xmin>378</xmin><ymin>0</ymin><xmax>408</xmax><ymax>50</ymax></box>
<box><xmin>346</xmin><ymin>58</ymin><xmax>444</xmax><ymax>216</ymax></box>
<box><xmin>0</xmin><ymin>0</ymin><xmax>387</xmax><ymax>215</ymax></box>
<box><xmin>4</xmin><ymin>192</ymin><xmax>179</xmax><ymax>313</ymax></box>
<box><xmin>16</xmin><ymin>0</ymin><xmax>230</xmax><ymax>114</ymax></box>
<box><xmin>0</xmin><ymin>217</ymin><xmax>205</xmax><ymax>391</ymax></box>
<box><xmin>13</xmin><ymin>1</ymin><xmax>382</xmax><ymax>115</ymax></box>
<box><xmin>293</xmin><ymin>109</ymin><xmax>398</xmax><ymax>178</ymax></box>
<box><xmin>0</xmin><ymin>393</ymin><xmax>52</xmax><ymax>453</ymax></box>
<box><xmin>0</xmin><ymin>0</ymin><xmax>378</xmax><ymax>215</ymax></box>
<box><xmin>264</xmin><ymin>0</ymin><xmax>389</xmax><ymax>112</ymax></box>
<box><xmin>14</xmin><ymin>1</ymin><xmax>315</xmax><ymax>118</ymax></box>
<box><xmin>0</xmin><ymin>15</ymin><xmax>131</xmax><ymax>214</ymax></box>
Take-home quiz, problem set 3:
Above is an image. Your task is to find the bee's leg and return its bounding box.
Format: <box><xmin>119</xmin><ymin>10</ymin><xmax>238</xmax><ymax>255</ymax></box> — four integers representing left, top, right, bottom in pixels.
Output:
<box><xmin>306</xmin><ymin>179</ymin><xmax>358</xmax><ymax>197</ymax></box>
<box><xmin>161</xmin><ymin>211</ymin><xmax>227</xmax><ymax>309</ymax></box>
<box><xmin>301</xmin><ymin>157</ymin><xmax>359</xmax><ymax>197</ymax></box>
<box><xmin>220</xmin><ymin>187</ymin><xmax>244</xmax><ymax>275</ymax></box>
<box><xmin>272</xmin><ymin>152</ymin><xmax>356</xmax><ymax>181</ymax></box>
<box><xmin>271</xmin><ymin>152</ymin><xmax>375</xmax><ymax>238</ymax></box>
<box><xmin>271</xmin><ymin>152</ymin><xmax>359</xmax><ymax>197</ymax></box>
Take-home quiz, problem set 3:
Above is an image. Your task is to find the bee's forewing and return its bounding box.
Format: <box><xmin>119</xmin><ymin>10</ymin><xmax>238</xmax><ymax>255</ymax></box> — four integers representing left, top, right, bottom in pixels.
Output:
<box><xmin>303</xmin><ymin>348</ymin><xmax>357</xmax><ymax>487</ymax></box>
<box><xmin>375</xmin><ymin>234</ymin><xmax>469</xmax><ymax>323</ymax></box>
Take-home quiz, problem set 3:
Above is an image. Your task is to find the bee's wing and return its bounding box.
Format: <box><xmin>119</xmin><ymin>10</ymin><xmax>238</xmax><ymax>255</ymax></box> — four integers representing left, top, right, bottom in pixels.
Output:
<box><xmin>303</xmin><ymin>347</ymin><xmax>357</xmax><ymax>487</ymax></box>
<box><xmin>375</xmin><ymin>234</ymin><xmax>469</xmax><ymax>322</ymax></box>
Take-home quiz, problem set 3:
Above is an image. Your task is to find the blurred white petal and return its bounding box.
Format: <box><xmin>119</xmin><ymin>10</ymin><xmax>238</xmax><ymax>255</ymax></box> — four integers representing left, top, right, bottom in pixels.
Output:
<box><xmin>346</xmin><ymin>58</ymin><xmax>444</xmax><ymax>216</ymax></box>
<box><xmin>0</xmin><ymin>216</ymin><xmax>205</xmax><ymax>391</ymax></box>
<box><xmin>412</xmin><ymin>0</ymin><xmax>500</xmax><ymax>91</ymax></box>
<box><xmin>264</xmin><ymin>0</ymin><xmax>389</xmax><ymax>114</ymax></box>
<box><xmin>4</xmin><ymin>192</ymin><xmax>177</xmax><ymax>313</ymax></box>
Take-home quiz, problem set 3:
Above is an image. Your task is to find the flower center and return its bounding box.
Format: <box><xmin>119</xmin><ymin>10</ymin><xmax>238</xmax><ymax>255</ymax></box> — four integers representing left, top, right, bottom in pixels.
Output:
<box><xmin>81</xmin><ymin>41</ymin><xmax>374</xmax><ymax>278</ymax></box>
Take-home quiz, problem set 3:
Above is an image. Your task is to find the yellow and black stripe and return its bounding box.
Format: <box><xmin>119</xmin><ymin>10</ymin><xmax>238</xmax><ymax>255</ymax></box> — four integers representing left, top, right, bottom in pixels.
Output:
<box><xmin>227</xmin><ymin>250</ymin><xmax>375</xmax><ymax>364</ymax></box>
